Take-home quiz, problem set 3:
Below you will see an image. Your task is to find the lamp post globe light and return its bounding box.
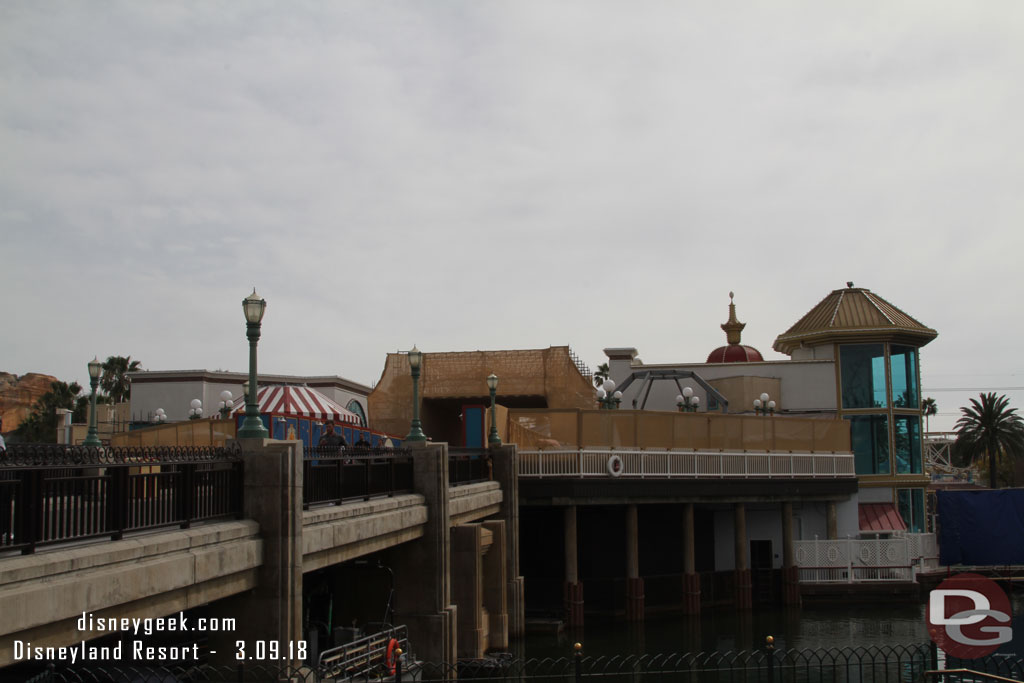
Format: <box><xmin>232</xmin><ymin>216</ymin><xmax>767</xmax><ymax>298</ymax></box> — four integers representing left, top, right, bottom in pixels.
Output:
<box><xmin>238</xmin><ymin>289</ymin><xmax>269</xmax><ymax>438</ymax></box>
<box><xmin>189</xmin><ymin>398</ymin><xmax>203</xmax><ymax>420</ymax></box>
<box><xmin>83</xmin><ymin>357</ymin><xmax>103</xmax><ymax>447</ymax></box>
<box><xmin>404</xmin><ymin>346</ymin><xmax>427</xmax><ymax>442</ymax></box>
<box><xmin>597</xmin><ymin>378</ymin><xmax>622</xmax><ymax>410</ymax></box>
<box><xmin>676</xmin><ymin>386</ymin><xmax>701</xmax><ymax>413</ymax></box>
<box><xmin>487</xmin><ymin>373</ymin><xmax>501</xmax><ymax>446</ymax></box>
<box><xmin>218</xmin><ymin>390</ymin><xmax>234</xmax><ymax>419</ymax></box>
<box><xmin>153</xmin><ymin>408</ymin><xmax>167</xmax><ymax>424</ymax></box>
<box><xmin>753</xmin><ymin>392</ymin><xmax>776</xmax><ymax>416</ymax></box>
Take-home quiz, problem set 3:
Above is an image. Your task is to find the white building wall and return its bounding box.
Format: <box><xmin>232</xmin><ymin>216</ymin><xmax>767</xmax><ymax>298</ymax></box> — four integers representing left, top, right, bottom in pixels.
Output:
<box><xmin>129</xmin><ymin>371</ymin><xmax>371</xmax><ymax>425</ymax></box>
<box><xmin>607</xmin><ymin>356</ymin><xmax>837</xmax><ymax>415</ymax></box>
<box><xmin>836</xmin><ymin>497</ymin><xmax>860</xmax><ymax>537</ymax></box>
<box><xmin>712</xmin><ymin>504</ymin><xmax>830</xmax><ymax>571</ymax></box>
<box><xmin>794</xmin><ymin>502</ymin><xmax>829</xmax><ymax>540</ymax></box>
<box><xmin>131</xmin><ymin>378</ymin><xmax>218</xmax><ymax>422</ymax></box>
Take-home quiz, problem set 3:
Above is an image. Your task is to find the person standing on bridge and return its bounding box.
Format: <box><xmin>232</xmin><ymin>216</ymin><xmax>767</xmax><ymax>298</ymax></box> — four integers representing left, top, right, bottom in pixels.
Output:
<box><xmin>319</xmin><ymin>420</ymin><xmax>347</xmax><ymax>452</ymax></box>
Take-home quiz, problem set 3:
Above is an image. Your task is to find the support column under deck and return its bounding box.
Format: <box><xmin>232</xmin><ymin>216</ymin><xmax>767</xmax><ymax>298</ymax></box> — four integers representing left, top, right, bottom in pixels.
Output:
<box><xmin>625</xmin><ymin>504</ymin><xmax>644</xmax><ymax>622</ymax></box>
<box><xmin>781</xmin><ymin>502</ymin><xmax>800</xmax><ymax>606</ymax></box>
<box><xmin>564</xmin><ymin>506</ymin><xmax>583</xmax><ymax>627</ymax></box>
<box><xmin>734</xmin><ymin>503</ymin><xmax>752</xmax><ymax>611</ymax></box>
<box><xmin>682</xmin><ymin>502</ymin><xmax>700</xmax><ymax>615</ymax></box>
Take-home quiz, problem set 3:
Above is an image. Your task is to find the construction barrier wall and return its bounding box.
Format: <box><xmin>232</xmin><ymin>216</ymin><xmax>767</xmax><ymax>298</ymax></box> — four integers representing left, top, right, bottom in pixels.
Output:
<box><xmin>507</xmin><ymin>409</ymin><xmax>851</xmax><ymax>452</ymax></box>
<box><xmin>110</xmin><ymin>417</ymin><xmax>236</xmax><ymax>447</ymax></box>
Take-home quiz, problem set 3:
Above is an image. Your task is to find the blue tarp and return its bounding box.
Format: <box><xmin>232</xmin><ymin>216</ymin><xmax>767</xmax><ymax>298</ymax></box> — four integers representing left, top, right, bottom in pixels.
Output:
<box><xmin>937</xmin><ymin>489</ymin><xmax>1024</xmax><ymax>565</ymax></box>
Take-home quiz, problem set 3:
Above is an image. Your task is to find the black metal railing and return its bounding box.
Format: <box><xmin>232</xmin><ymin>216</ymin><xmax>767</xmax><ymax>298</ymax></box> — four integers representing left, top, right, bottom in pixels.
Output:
<box><xmin>448</xmin><ymin>448</ymin><xmax>491</xmax><ymax>486</ymax></box>
<box><xmin>303</xmin><ymin>446</ymin><xmax>414</xmax><ymax>508</ymax></box>
<box><xmin>38</xmin><ymin>642</ymin><xmax>1024</xmax><ymax>683</ymax></box>
<box><xmin>0</xmin><ymin>443</ymin><xmax>243</xmax><ymax>555</ymax></box>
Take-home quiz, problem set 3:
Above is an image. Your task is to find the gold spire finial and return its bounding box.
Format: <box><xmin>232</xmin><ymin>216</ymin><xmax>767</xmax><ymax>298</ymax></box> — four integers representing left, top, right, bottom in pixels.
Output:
<box><xmin>722</xmin><ymin>292</ymin><xmax>746</xmax><ymax>345</ymax></box>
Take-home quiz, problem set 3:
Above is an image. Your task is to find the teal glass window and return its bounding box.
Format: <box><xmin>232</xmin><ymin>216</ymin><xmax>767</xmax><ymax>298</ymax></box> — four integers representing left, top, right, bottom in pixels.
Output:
<box><xmin>346</xmin><ymin>400</ymin><xmax>367</xmax><ymax>427</ymax></box>
<box><xmin>848</xmin><ymin>415</ymin><xmax>889</xmax><ymax>475</ymax></box>
<box><xmin>893</xmin><ymin>415</ymin><xmax>922</xmax><ymax>474</ymax></box>
<box><xmin>840</xmin><ymin>344</ymin><xmax>887</xmax><ymax>409</ymax></box>
<box><xmin>890</xmin><ymin>345</ymin><xmax>919</xmax><ymax>408</ymax></box>
<box><xmin>898</xmin><ymin>488</ymin><xmax>925</xmax><ymax>533</ymax></box>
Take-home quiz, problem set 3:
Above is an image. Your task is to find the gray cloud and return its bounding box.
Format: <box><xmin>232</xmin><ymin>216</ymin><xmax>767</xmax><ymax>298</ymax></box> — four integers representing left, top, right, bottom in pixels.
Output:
<box><xmin>2</xmin><ymin>2</ymin><xmax>1022</xmax><ymax>431</ymax></box>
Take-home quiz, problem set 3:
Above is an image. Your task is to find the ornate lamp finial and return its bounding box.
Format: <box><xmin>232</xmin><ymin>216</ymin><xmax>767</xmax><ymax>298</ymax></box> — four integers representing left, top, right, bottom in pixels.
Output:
<box><xmin>721</xmin><ymin>292</ymin><xmax>746</xmax><ymax>345</ymax></box>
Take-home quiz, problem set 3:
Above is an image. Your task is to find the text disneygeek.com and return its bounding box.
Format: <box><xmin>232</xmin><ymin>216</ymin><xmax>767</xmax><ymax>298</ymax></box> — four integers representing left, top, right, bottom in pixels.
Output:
<box><xmin>13</xmin><ymin>611</ymin><xmax>237</xmax><ymax>664</ymax></box>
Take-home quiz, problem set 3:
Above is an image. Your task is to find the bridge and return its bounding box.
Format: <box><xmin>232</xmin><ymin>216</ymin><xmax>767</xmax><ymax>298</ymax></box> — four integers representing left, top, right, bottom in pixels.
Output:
<box><xmin>0</xmin><ymin>441</ymin><xmax>522</xmax><ymax>670</ymax></box>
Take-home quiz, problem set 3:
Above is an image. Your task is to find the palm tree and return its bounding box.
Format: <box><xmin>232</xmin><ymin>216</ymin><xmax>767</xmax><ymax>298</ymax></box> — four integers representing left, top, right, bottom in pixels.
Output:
<box><xmin>593</xmin><ymin>362</ymin><xmax>610</xmax><ymax>389</ymax></box>
<box><xmin>954</xmin><ymin>392</ymin><xmax>1024</xmax><ymax>489</ymax></box>
<box><xmin>101</xmin><ymin>356</ymin><xmax>142</xmax><ymax>404</ymax></box>
<box><xmin>13</xmin><ymin>380</ymin><xmax>83</xmax><ymax>442</ymax></box>
<box><xmin>922</xmin><ymin>397</ymin><xmax>938</xmax><ymax>433</ymax></box>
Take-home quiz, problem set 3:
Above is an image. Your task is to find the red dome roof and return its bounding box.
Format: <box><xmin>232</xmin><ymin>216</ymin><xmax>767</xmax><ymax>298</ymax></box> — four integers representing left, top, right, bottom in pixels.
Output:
<box><xmin>706</xmin><ymin>345</ymin><xmax>764</xmax><ymax>363</ymax></box>
<box><xmin>705</xmin><ymin>292</ymin><xmax>764</xmax><ymax>363</ymax></box>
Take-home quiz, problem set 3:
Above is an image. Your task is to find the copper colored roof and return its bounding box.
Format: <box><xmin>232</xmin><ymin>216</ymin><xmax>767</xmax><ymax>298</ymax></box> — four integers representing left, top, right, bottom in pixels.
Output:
<box><xmin>773</xmin><ymin>286</ymin><xmax>937</xmax><ymax>354</ymax></box>
<box><xmin>706</xmin><ymin>345</ymin><xmax>765</xmax><ymax>363</ymax></box>
<box><xmin>859</xmin><ymin>503</ymin><xmax>907</xmax><ymax>532</ymax></box>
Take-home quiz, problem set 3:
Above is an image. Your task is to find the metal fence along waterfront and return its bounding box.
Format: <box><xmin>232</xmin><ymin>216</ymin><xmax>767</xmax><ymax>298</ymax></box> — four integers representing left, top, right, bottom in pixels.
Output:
<box><xmin>794</xmin><ymin>534</ymin><xmax>940</xmax><ymax>583</ymax></box>
<box><xmin>25</xmin><ymin>642</ymin><xmax>1024</xmax><ymax>683</ymax></box>
<box><xmin>0</xmin><ymin>443</ymin><xmax>243</xmax><ymax>554</ymax></box>
<box><xmin>302</xmin><ymin>445</ymin><xmax>415</xmax><ymax>508</ymax></box>
<box><xmin>519</xmin><ymin>449</ymin><xmax>856</xmax><ymax>479</ymax></box>
<box><xmin>449</xmin><ymin>448</ymin><xmax>492</xmax><ymax>486</ymax></box>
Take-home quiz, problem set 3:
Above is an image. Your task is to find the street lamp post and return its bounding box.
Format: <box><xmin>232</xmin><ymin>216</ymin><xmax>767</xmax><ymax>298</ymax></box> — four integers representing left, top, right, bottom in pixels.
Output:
<box><xmin>676</xmin><ymin>386</ymin><xmax>701</xmax><ymax>412</ymax></box>
<box><xmin>189</xmin><ymin>398</ymin><xmax>203</xmax><ymax>420</ymax></box>
<box><xmin>487</xmin><ymin>373</ymin><xmax>501</xmax><ymax>446</ymax></box>
<box><xmin>238</xmin><ymin>289</ymin><xmax>269</xmax><ymax>438</ymax></box>
<box><xmin>218</xmin><ymin>390</ymin><xmax>234</xmax><ymax>419</ymax></box>
<box><xmin>405</xmin><ymin>346</ymin><xmax>427</xmax><ymax>442</ymax></box>
<box><xmin>83</xmin><ymin>357</ymin><xmax>102</xmax><ymax>447</ymax></box>
<box><xmin>153</xmin><ymin>408</ymin><xmax>167</xmax><ymax>424</ymax></box>
<box><xmin>596</xmin><ymin>378</ymin><xmax>622</xmax><ymax>410</ymax></box>
<box><xmin>753</xmin><ymin>392</ymin><xmax>776</xmax><ymax>416</ymax></box>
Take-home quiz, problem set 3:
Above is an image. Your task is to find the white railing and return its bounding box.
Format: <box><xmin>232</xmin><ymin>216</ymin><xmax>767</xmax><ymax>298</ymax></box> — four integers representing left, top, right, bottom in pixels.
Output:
<box><xmin>794</xmin><ymin>533</ymin><xmax>939</xmax><ymax>583</ymax></box>
<box><xmin>518</xmin><ymin>449</ymin><xmax>856</xmax><ymax>479</ymax></box>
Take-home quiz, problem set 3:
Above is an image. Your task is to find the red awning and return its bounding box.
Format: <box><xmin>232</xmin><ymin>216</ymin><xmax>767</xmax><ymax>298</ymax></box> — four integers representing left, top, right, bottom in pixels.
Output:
<box><xmin>231</xmin><ymin>385</ymin><xmax>361</xmax><ymax>424</ymax></box>
<box><xmin>858</xmin><ymin>503</ymin><xmax>907</xmax><ymax>532</ymax></box>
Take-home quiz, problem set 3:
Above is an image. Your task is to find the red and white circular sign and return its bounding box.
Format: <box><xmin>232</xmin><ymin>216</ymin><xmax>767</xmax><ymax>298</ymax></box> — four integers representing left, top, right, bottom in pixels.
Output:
<box><xmin>926</xmin><ymin>573</ymin><xmax>1012</xmax><ymax>659</ymax></box>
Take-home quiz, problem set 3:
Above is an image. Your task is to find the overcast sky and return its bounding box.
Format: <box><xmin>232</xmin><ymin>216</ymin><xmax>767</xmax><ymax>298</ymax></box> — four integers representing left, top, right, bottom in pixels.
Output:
<box><xmin>2</xmin><ymin>2</ymin><xmax>1022</xmax><ymax>432</ymax></box>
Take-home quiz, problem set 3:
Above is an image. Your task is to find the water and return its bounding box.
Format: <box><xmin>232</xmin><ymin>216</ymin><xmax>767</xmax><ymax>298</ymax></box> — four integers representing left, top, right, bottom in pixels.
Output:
<box><xmin>523</xmin><ymin>593</ymin><xmax>1024</xmax><ymax>661</ymax></box>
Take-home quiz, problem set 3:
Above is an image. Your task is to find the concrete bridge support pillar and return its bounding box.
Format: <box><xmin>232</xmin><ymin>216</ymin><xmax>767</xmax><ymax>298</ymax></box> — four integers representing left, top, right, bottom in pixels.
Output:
<box><xmin>482</xmin><ymin>520</ymin><xmax>509</xmax><ymax>651</ymax></box>
<box><xmin>211</xmin><ymin>439</ymin><xmax>303</xmax><ymax>667</ymax></box>
<box><xmin>452</xmin><ymin>524</ymin><xmax>486</xmax><ymax>659</ymax></box>
<box><xmin>563</xmin><ymin>505</ymin><xmax>584</xmax><ymax>627</ymax></box>
<box><xmin>391</xmin><ymin>444</ymin><xmax>457</xmax><ymax>673</ymax></box>
<box><xmin>781</xmin><ymin>502</ymin><xmax>801</xmax><ymax>606</ymax></box>
<box><xmin>682</xmin><ymin>502</ymin><xmax>701</xmax><ymax>615</ymax></box>
<box><xmin>490</xmin><ymin>445</ymin><xmax>524</xmax><ymax>639</ymax></box>
<box><xmin>625</xmin><ymin>504</ymin><xmax>644</xmax><ymax>622</ymax></box>
<box><xmin>733</xmin><ymin>503</ymin><xmax>752</xmax><ymax>611</ymax></box>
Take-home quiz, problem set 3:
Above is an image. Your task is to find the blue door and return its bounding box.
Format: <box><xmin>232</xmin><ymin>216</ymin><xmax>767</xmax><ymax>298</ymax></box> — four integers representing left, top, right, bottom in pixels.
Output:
<box><xmin>463</xmin><ymin>405</ymin><xmax>485</xmax><ymax>447</ymax></box>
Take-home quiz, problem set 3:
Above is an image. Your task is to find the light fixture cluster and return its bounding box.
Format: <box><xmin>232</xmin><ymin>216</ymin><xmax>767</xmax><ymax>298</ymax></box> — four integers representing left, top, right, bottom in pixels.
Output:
<box><xmin>754</xmin><ymin>392</ymin><xmax>776</xmax><ymax>416</ymax></box>
<box><xmin>596</xmin><ymin>378</ymin><xmax>623</xmax><ymax>410</ymax></box>
<box><xmin>676</xmin><ymin>386</ymin><xmax>701</xmax><ymax>412</ymax></box>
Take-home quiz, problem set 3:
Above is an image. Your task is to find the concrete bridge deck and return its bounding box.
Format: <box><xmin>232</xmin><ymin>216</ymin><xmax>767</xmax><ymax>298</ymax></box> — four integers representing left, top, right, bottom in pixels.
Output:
<box><xmin>0</xmin><ymin>474</ymin><xmax>504</xmax><ymax>668</ymax></box>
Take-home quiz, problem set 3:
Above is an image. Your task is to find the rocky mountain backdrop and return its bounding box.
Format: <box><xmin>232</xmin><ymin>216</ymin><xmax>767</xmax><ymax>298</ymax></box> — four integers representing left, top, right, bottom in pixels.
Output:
<box><xmin>0</xmin><ymin>372</ymin><xmax>59</xmax><ymax>432</ymax></box>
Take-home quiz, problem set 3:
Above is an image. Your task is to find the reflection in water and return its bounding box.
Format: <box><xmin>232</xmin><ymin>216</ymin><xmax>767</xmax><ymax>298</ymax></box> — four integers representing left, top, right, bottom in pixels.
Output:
<box><xmin>525</xmin><ymin>593</ymin><xmax>1024</xmax><ymax>661</ymax></box>
<box><xmin>526</xmin><ymin>603</ymin><xmax>930</xmax><ymax>660</ymax></box>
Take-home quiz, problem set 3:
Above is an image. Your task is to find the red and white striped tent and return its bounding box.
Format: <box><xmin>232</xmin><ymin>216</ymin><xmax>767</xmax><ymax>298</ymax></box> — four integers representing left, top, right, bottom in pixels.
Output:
<box><xmin>231</xmin><ymin>385</ymin><xmax>361</xmax><ymax>424</ymax></box>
